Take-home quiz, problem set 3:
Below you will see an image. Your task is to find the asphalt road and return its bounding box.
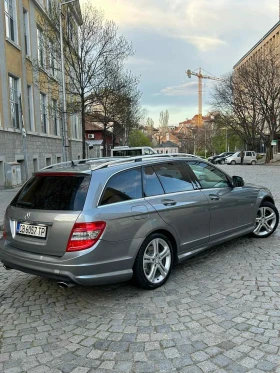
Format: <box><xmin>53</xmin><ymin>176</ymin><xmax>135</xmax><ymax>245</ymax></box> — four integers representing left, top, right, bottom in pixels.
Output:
<box><xmin>0</xmin><ymin>165</ymin><xmax>280</xmax><ymax>373</ymax></box>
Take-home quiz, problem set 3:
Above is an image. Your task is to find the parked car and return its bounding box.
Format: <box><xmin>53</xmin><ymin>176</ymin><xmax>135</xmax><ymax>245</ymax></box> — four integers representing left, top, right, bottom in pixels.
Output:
<box><xmin>214</xmin><ymin>153</ymin><xmax>234</xmax><ymax>164</ymax></box>
<box><xmin>111</xmin><ymin>146</ymin><xmax>156</xmax><ymax>157</ymax></box>
<box><xmin>0</xmin><ymin>156</ymin><xmax>278</xmax><ymax>290</ymax></box>
<box><xmin>225</xmin><ymin>151</ymin><xmax>257</xmax><ymax>165</ymax></box>
<box><xmin>208</xmin><ymin>152</ymin><xmax>234</xmax><ymax>164</ymax></box>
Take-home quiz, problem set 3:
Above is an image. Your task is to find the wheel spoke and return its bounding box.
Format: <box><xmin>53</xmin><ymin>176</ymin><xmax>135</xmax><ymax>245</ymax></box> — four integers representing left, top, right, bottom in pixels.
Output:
<box><xmin>152</xmin><ymin>239</ymin><xmax>159</xmax><ymax>255</ymax></box>
<box><xmin>265</xmin><ymin>212</ymin><xmax>275</xmax><ymax>222</ymax></box>
<box><xmin>260</xmin><ymin>207</ymin><xmax>265</xmax><ymax>218</ymax></box>
<box><xmin>147</xmin><ymin>264</ymin><xmax>157</xmax><ymax>282</ymax></box>
<box><xmin>159</xmin><ymin>247</ymin><xmax>169</xmax><ymax>260</ymax></box>
<box><xmin>143</xmin><ymin>254</ymin><xmax>154</xmax><ymax>264</ymax></box>
<box><xmin>158</xmin><ymin>262</ymin><xmax>168</xmax><ymax>277</ymax></box>
<box><xmin>254</xmin><ymin>222</ymin><xmax>263</xmax><ymax>234</ymax></box>
<box><xmin>255</xmin><ymin>217</ymin><xmax>261</xmax><ymax>223</ymax></box>
<box><xmin>263</xmin><ymin>221</ymin><xmax>272</xmax><ymax>232</ymax></box>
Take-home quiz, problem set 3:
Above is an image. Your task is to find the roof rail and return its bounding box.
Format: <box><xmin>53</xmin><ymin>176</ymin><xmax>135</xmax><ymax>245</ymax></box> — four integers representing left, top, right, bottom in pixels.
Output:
<box><xmin>89</xmin><ymin>153</ymin><xmax>198</xmax><ymax>171</ymax></box>
<box><xmin>40</xmin><ymin>157</ymin><xmax>113</xmax><ymax>170</ymax></box>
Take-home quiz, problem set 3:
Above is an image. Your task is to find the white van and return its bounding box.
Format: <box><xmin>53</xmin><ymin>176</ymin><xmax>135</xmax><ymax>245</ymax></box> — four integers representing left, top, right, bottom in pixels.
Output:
<box><xmin>111</xmin><ymin>146</ymin><xmax>157</xmax><ymax>157</ymax></box>
<box><xmin>225</xmin><ymin>151</ymin><xmax>257</xmax><ymax>165</ymax></box>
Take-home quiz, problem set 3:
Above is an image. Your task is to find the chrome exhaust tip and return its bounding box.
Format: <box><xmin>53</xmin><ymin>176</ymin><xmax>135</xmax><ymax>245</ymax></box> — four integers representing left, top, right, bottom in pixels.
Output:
<box><xmin>57</xmin><ymin>281</ymin><xmax>75</xmax><ymax>289</ymax></box>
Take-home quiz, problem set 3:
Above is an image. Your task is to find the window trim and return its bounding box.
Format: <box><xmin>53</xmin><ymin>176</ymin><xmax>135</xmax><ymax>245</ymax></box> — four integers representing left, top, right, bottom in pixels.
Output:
<box><xmin>40</xmin><ymin>92</ymin><xmax>48</xmax><ymax>134</ymax></box>
<box><xmin>27</xmin><ymin>84</ymin><xmax>34</xmax><ymax>131</ymax></box>
<box><xmin>23</xmin><ymin>7</ymin><xmax>30</xmax><ymax>56</ymax></box>
<box><xmin>5</xmin><ymin>0</ymin><xmax>18</xmax><ymax>44</ymax></box>
<box><xmin>37</xmin><ymin>26</ymin><xmax>45</xmax><ymax>69</ymax></box>
<box><xmin>8</xmin><ymin>74</ymin><xmax>21</xmax><ymax>129</ymax></box>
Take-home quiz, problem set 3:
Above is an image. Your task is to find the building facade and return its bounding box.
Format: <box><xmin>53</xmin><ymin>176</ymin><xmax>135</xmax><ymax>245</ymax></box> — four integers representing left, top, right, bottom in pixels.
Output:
<box><xmin>0</xmin><ymin>0</ymin><xmax>83</xmax><ymax>187</ymax></box>
<box><xmin>233</xmin><ymin>21</ymin><xmax>280</xmax><ymax>154</ymax></box>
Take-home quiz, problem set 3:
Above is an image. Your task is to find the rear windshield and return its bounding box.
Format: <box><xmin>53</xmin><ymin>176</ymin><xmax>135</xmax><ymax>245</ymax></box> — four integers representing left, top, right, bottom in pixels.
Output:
<box><xmin>11</xmin><ymin>174</ymin><xmax>91</xmax><ymax>211</ymax></box>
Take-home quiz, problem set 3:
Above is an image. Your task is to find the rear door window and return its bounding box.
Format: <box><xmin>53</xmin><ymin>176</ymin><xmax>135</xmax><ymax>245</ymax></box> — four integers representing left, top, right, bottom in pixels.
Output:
<box><xmin>100</xmin><ymin>168</ymin><xmax>142</xmax><ymax>205</ymax></box>
<box><xmin>11</xmin><ymin>174</ymin><xmax>91</xmax><ymax>211</ymax></box>
<box><xmin>143</xmin><ymin>166</ymin><xmax>164</xmax><ymax>197</ymax></box>
<box><xmin>152</xmin><ymin>162</ymin><xmax>194</xmax><ymax>193</ymax></box>
<box><xmin>246</xmin><ymin>152</ymin><xmax>252</xmax><ymax>156</ymax></box>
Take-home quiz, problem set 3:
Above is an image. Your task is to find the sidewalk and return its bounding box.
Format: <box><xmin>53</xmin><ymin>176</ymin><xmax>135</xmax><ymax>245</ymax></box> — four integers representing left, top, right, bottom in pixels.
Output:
<box><xmin>0</xmin><ymin>187</ymin><xmax>20</xmax><ymax>232</ymax></box>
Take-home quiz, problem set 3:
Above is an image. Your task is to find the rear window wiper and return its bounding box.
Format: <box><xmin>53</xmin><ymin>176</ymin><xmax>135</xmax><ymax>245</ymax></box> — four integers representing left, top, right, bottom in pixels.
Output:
<box><xmin>15</xmin><ymin>201</ymin><xmax>34</xmax><ymax>207</ymax></box>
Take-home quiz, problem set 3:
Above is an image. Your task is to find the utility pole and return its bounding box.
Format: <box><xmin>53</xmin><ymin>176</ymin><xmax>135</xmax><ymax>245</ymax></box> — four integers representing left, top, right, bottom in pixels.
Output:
<box><xmin>19</xmin><ymin>95</ymin><xmax>28</xmax><ymax>181</ymax></box>
<box><xmin>59</xmin><ymin>0</ymin><xmax>77</xmax><ymax>162</ymax></box>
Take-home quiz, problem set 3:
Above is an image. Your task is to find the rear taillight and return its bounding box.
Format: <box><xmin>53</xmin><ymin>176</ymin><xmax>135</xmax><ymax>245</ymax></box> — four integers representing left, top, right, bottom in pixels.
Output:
<box><xmin>66</xmin><ymin>222</ymin><xmax>106</xmax><ymax>252</ymax></box>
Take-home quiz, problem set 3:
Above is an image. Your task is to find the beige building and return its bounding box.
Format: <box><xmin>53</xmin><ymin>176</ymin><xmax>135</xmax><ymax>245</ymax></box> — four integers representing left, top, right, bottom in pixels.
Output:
<box><xmin>0</xmin><ymin>0</ymin><xmax>83</xmax><ymax>187</ymax></box>
<box><xmin>234</xmin><ymin>22</ymin><xmax>280</xmax><ymax>70</ymax></box>
<box><xmin>234</xmin><ymin>21</ymin><xmax>280</xmax><ymax>153</ymax></box>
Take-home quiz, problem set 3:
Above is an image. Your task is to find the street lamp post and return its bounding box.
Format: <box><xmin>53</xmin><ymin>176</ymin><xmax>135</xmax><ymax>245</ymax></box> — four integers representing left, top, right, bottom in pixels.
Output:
<box><xmin>59</xmin><ymin>0</ymin><xmax>77</xmax><ymax>162</ymax></box>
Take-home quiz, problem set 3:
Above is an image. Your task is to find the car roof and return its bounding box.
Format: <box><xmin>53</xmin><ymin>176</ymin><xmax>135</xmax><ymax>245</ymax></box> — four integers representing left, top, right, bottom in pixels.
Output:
<box><xmin>36</xmin><ymin>154</ymin><xmax>202</xmax><ymax>175</ymax></box>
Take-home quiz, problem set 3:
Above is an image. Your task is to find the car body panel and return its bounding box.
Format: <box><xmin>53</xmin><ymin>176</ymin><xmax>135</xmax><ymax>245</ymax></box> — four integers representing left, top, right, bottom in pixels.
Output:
<box><xmin>201</xmin><ymin>186</ymin><xmax>258</xmax><ymax>240</ymax></box>
<box><xmin>145</xmin><ymin>190</ymin><xmax>210</xmax><ymax>251</ymax></box>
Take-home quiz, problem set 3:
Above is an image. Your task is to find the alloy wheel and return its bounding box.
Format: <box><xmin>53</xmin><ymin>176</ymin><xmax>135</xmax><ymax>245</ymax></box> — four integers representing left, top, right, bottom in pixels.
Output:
<box><xmin>143</xmin><ymin>238</ymin><xmax>171</xmax><ymax>284</ymax></box>
<box><xmin>253</xmin><ymin>206</ymin><xmax>277</xmax><ymax>237</ymax></box>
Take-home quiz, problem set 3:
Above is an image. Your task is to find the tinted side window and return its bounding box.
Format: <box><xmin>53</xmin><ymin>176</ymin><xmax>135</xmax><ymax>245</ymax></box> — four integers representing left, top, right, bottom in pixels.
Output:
<box><xmin>246</xmin><ymin>152</ymin><xmax>252</xmax><ymax>156</ymax></box>
<box><xmin>187</xmin><ymin>161</ymin><xmax>230</xmax><ymax>189</ymax></box>
<box><xmin>100</xmin><ymin>169</ymin><xmax>142</xmax><ymax>205</ymax></box>
<box><xmin>143</xmin><ymin>166</ymin><xmax>164</xmax><ymax>197</ymax></box>
<box><xmin>11</xmin><ymin>175</ymin><xmax>91</xmax><ymax>211</ymax></box>
<box><xmin>153</xmin><ymin>162</ymin><xmax>194</xmax><ymax>193</ymax></box>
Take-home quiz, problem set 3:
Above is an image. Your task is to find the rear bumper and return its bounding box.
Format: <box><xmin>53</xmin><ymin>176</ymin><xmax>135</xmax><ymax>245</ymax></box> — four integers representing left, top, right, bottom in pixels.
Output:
<box><xmin>0</xmin><ymin>238</ymin><xmax>137</xmax><ymax>285</ymax></box>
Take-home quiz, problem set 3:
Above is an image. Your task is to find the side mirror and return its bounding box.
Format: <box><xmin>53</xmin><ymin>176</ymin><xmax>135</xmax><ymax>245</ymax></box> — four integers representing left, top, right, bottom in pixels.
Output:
<box><xmin>232</xmin><ymin>175</ymin><xmax>245</xmax><ymax>187</ymax></box>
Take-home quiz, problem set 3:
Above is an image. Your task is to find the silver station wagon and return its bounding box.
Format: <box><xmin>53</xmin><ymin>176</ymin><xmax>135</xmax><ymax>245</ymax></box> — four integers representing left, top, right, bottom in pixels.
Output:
<box><xmin>0</xmin><ymin>156</ymin><xmax>279</xmax><ymax>289</ymax></box>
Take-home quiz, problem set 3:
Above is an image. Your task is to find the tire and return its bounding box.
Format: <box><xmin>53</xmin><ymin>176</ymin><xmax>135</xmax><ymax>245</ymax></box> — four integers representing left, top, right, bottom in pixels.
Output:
<box><xmin>251</xmin><ymin>160</ymin><xmax>256</xmax><ymax>165</ymax></box>
<box><xmin>220</xmin><ymin>160</ymin><xmax>225</xmax><ymax>164</ymax></box>
<box><xmin>252</xmin><ymin>201</ymin><xmax>279</xmax><ymax>238</ymax></box>
<box><xmin>133</xmin><ymin>233</ymin><xmax>174</xmax><ymax>289</ymax></box>
<box><xmin>230</xmin><ymin>160</ymin><xmax>236</xmax><ymax>165</ymax></box>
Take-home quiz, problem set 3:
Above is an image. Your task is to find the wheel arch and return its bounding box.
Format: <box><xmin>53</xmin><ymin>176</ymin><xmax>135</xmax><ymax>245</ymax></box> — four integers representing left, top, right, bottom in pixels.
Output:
<box><xmin>260</xmin><ymin>196</ymin><xmax>275</xmax><ymax>206</ymax></box>
<box><xmin>134</xmin><ymin>229</ymin><xmax>179</xmax><ymax>267</ymax></box>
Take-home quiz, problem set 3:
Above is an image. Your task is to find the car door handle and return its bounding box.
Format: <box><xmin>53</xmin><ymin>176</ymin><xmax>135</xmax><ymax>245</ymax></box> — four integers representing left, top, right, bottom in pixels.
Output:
<box><xmin>162</xmin><ymin>199</ymin><xmax>177</xmax><ymax>206</ymax></box>
<box><xmin>209</xmin><ymin>194</ymin><xmax>220</xmax><ymax>201</ymax></box>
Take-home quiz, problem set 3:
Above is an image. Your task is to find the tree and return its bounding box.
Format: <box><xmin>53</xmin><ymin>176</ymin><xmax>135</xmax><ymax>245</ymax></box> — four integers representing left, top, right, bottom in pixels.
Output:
<box><xmin>159</xmin><ymin>110</ymin><xmax>169</xmax><ymax>135</ymax></box>
<box><xmin>35</xmin><ymin>1</ymin><xmax>134</xmax><ymax>158</ymax></box>
<box><xmin>212</xmin><ymin>46</ymin><xmax>280</xmax><ymax>162</ymax></box>
<box><xmin>128</xmin><ymin>130</ymin><xmax>152</xmax><ymax>147</ymax></box>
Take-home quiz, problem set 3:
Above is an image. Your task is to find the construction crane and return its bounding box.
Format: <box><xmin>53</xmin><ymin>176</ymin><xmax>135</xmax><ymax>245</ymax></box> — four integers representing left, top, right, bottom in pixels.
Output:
<box><xmin>186</xmin><ymin>67</ymin><xmax>220</xmax><ymax>126</ymax></box>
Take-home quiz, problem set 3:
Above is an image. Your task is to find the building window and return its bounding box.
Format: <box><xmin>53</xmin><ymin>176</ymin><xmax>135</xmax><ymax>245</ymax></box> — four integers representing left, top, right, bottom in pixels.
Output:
<box><xmin>27</xmin><ymin>85</ymin><xmax>34</xmax><ymax>131</ymax></box>
<box><xmin>23</xmin><ymin>8</ymin><xmax>30</xmax><ymax>56</ymax></box>
<box><xmin>49</xmin><ymin>40</ymin><xmax>57</xmax><ymax>77</ymax></box>
<box><xmin>4</xmin><ymin>0</ymin><xmax>17</xmax><ymax>43</ymax></box>
<box><xmin>40</xmin><ymin>92</ymin><xmax>47</xmax><ymax>133</ymax></box>
<box><xmin>9</xmin><ymin>75</ymin><xmax>20</xmax><ymax>129</ymax></box>
<box><xmin>37</xmin><ymin>27</ymin><xmax>45</xmax><ymax>68</ymax></box>
<box><xmin>52</xmin><ymin>99</ymin><xmax>59</xmax><ymax>135</ymax></box>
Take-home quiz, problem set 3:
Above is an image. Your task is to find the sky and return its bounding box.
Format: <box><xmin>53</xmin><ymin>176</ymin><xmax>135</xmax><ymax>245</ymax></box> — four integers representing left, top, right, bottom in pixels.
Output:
<box><xmin>81</xmin><ymin>0</ymin><xmax>279</xmax><ymax>126</ymax></box>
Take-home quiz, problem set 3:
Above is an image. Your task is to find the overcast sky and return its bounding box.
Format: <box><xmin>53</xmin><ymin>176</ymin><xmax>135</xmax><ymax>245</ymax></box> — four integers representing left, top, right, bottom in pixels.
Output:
<box><xmin>82</xmin><ymin>0</ymin><xmax>279</xmax><ymax>126</ymax></box>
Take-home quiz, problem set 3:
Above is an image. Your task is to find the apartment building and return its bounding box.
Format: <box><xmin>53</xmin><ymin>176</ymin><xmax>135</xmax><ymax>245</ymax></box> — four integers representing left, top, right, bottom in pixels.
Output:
<box><xmin>234</xmin><ymin>21</ymin><xmax>280</xmax><ymax>71</ymax></box>
<box><xmin>234</xmin><ymin>21</ymin><xmax>280</xmax><ymax>154</ymax></box>
<box><xmin>0</xmin><ymin>0</ymin><xmax>83</xmax><ymax>187</ymax></box>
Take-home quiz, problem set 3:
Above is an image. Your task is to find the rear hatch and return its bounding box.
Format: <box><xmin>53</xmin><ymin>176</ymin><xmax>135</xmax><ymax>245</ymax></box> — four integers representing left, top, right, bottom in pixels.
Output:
<box><xmin>5</xmin><ymin>172</ymin><xmax>91</xmax><ymax>257</ymax></box>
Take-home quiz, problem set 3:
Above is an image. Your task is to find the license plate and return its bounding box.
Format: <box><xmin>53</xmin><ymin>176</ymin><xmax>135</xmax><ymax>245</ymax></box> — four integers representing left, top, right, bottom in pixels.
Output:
<box><xmin>17</xmin><ymin>223</ymin><xmax>47</xmax><ymax>239</ymax></box>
